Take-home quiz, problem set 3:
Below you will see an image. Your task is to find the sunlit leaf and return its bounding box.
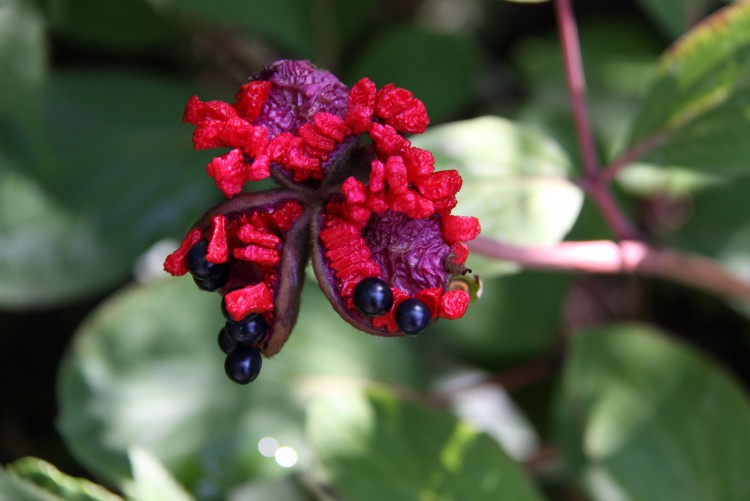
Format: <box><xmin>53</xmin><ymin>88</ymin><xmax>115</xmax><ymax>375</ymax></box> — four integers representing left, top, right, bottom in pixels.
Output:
<box><xmin>124</xmin><ymin>447</ymin><xmax>194</xmax><ymax>501</ymax></box>
<box><xmin>0</xmin><ymin>71</ymin><xmax>217</xmax><ymax>307</ymax></box>
<box><xmin>558</xmin><ymin>323</ymin><xmax>750</xmax><ymax>501</ymax></box>
<box><xmin>308</xmin><ymin>387</ymin><xmax>544</xmax><ymax>501</ymax></box>
<box><xmin>57</xmin><ymin>277</ymin><xmax>426</xmax><ymax>496</ymax></box>
<box><xmin>623</xmin><ymin>3</ymin><xmax>750</xmax><ymax>184</ymax></box>
<box><xmin>412</xmin><ymin>116</ymin><xmax>583</xmax><ymax>276</ymax></box>
<box><xmin>345</xmin><ymin>26</ymin><xmax>481</xmax><ymax>123</ymax></box>
<box><xmin>1</xmin><ymin>457</ymin><xmax>122</xmax><ymax>501</ymax></box>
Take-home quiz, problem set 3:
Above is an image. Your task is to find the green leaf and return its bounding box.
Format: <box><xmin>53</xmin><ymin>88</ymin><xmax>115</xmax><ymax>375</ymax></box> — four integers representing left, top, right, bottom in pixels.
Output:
<box><xmin>0</xmin><ymin>0</ymin><xmax>46</xmax><ymax>159</ymax></box>
<box><xmin>0</xmin><ymin>469</ymin><xmax>64</xmax><ymax>501</ymax></box>
<box><xmin>45</xmin><ymin>0</ymin><xmax>184</xmax><ymax>50</ymax></box>
<box><xmin>411</xmin><ymin>116</ymin><xmax>583</xmax><ymax>276</ymax></box>
<box><xmin>124</xmin><ymin>447</ymin><xmax>194</xmax><ymax>501</ymax></box>
<box><xmin>307</xmin><ymin>387</ymin><xmax>544</xmax><ymax>501</ymax></box>
<box><xmin>2</xmin><ymin>457</ymin><xmax>122</xmax><ymax>501</ymax></box>
<box><xmin>558</xmin><ymin>323</ymin><xmax>750</xmax><ymax>501</ymax></box>
<box><xmin>149</xmin><ymin>0</ymin><xmax>316</xmax><ymax>57</ymax></box>
<box><xmin>635</xmin><ymin>0</ymin><xmax>712</xmax><ymax>38</ymax></box>
<box><xmin>432</xmin><ymin>271</ymin><xmax>569</xmax><ymax>365</ymax></box>
<box><xmin>624</xmin><ymin>3</ymin><xmax>750</xmax><ymax>180</ymax></box>
<box><xmin>0</xmin><ymin>0</ymin><xmax>46</xmax><ymax>120</ymax></box>
<box><xmin>670</xmin><ymin>177</ymin><xmax>750</xmax><ymax>284</ymax></box>
<box><xmin>345</xmin><ymin>26</ymin><xmax>481</xmax><ymax>123</ymax></box>
<box><xmin>0</xmin><ymin>70</ymin><xmax>217</xmax><ymax>307</ymax></box>
<box><xmin>57</xmin><ymin>277</ymin><xmax>427</xmax><ymax>495</ymax></box>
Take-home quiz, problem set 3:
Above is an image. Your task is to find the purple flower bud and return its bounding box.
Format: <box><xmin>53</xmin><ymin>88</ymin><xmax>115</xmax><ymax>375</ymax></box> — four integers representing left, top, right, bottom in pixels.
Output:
<box><xmin>253</xmin><ymin>60</ymin><xmax>349</xmax><ymax>136</ymax></box>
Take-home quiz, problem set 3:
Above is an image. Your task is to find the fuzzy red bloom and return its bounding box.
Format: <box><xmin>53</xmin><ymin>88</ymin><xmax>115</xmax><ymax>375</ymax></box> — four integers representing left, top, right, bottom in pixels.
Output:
<box><xmin>165</xmin><ymin>59</ymin><xmax>480</xmax><ymax>375</ymax></box>
<box><xmin>374</xmin><ymin>84</ymin><xmax>430</xmax><ymax>134</ymax></box>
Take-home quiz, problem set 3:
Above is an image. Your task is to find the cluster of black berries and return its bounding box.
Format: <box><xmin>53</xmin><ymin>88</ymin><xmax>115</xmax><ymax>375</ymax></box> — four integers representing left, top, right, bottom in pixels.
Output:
<box><xmin>352</xmin><ymin>277</ymin><xmax>431</xmax><ymax>335</ymax></box>
<box><xmin>187</xmin><ymin>240</ymin><xmax>265</xmax><ymax>384</ymax></box>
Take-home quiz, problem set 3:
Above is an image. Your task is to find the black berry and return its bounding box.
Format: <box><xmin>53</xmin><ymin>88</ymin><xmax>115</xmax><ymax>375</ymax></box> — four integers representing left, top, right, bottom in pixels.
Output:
<box><xmin>353</xmin><ymin>277</ymin><xmax>394</xmax><ymax>317</ymax></box>
<box><xmin>187</xmin><ymin>240</ymin><xmax>229</xmax><ymax>291</ymax></box>
<box><xmin>395</xmin><ymin>298</ymin><xmax>431</xmax><ymax>335</ymax></box>
<box><xmin>218</xmin><ymin>327</ymin><xmax>236</xmax><ymax>354</ymax></box>
<box><xmin>225</xmin><ymin>347</ymin><xmax>262</xmax><ymax>384</ymax></box>
<box><xmin>226</xmin><ymin>314</ymin><xmax>268</xmax><ymax>344</ymax></box>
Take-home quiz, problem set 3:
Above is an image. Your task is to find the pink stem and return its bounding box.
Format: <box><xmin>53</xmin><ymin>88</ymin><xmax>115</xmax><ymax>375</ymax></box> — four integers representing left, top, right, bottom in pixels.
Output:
<box><xmin>470</xmin><ymin>236</ymin><xmax>750</xmax><ymax>300</ymax></box>
<box><xmin>555</xmin><ymin>0</ymin><xmax>642</xmax><ymax>240</ymax></box>
<box><xmin>555</xmin><ymin>0</ymin><xmax>599</xmax><ymax>176</ymax></box>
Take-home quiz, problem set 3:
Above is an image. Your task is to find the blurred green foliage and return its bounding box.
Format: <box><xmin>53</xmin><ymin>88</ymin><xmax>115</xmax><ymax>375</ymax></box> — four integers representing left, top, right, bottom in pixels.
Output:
<box><xmin>1</xmin><ymin>0</ymin><xmax>750</xmax><ymax>500</ymax></box>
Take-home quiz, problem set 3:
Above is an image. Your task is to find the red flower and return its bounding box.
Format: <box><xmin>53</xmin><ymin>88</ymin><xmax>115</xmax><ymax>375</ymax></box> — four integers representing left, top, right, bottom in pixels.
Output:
<box><xmin>164</xmin><ymin>60</ymin><xmax>480</xmax><ymax>384</ymax></box>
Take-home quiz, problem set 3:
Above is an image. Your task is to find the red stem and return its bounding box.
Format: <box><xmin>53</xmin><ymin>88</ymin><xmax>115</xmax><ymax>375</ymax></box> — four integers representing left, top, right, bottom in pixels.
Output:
<box><xmin>469</xmin><ymin>236</ymin><xmax>750</xmax><ymax>301</ymax></box>
<box><xmin>555</xmin><ymin>0</ymin><xmax>599</xmax><ymax>177</ymax></box>
<box><xmin>554</xmin><ymin>0</ymin><xmax>642</xmax><ymax>240</ymax></box>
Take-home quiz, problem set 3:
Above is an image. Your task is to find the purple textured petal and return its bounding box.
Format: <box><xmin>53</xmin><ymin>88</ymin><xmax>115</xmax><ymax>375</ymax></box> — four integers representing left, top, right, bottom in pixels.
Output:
<box><xmin>364</xmin><ymin>211</ymin><xmax>451</xmax><ymax>295</ymax></box>
<box><xmin>253</xmin><ymin>60</ymin><xmax>349</xmax><ymax>136</ymax></box>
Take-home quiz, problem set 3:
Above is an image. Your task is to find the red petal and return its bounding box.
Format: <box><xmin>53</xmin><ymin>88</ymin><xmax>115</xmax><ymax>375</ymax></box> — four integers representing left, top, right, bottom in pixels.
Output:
<box><xmin>402</xmin><ymin>147</ymin><xmax>435</xmax><ymax>179</ymax></box>
<box><xmin>439</xmin><ymin>290</ymin><xmax>470</xmax><ymax>320</ymax></box>
<box><xmin>206</xmin><ymin>149</ymin><xmax>248</xmax><ymax>198</ymax></box>
<box><xmin>369</xmin><ymin>160</ymin><xmax>385</xmax><ymax>192</ymax></box>
<box><xmin>345</xmin><ymin>78</ymin><xmax>377</xmax><ymax>134</ymax></box>
<box><xmin>207</xmin><ymin>215</ymin><xmax>229</xmax><ymax>263</ymax></box>
<box><xmin>374</xmin><ymin>84</ymin><xmax>430</xmax><ymax>134</ymax></box>
<box><xmin>192</xmin><ymin>120</ymin><xmax>227</xmax><ymax>150</ymax></box>
<box><xmin>451</xmin><ymin>243</ymin><xmax>469</xmax><ymax>265</ymax></box>
<box><xmin>234</xmin><ymin>80</ymin><xmax>271</xmax><ymax>121</ymax></box>
<box><xmin>342</xmin><ymin>177</ymin><xmax>367</xmax><ymax>204</ymax></box>
<box><xmin>299</xmin><ymin>122</ymin><xmax>336</xmax><ymax>152</ymax></box>
<box><xmin>224</xmin><ymin>283</ymin><xmax>275</xmax><ymax>321</ymax></box>
<box><xmin>369</xmin><ymin>123</ymin><xmax>410</xmax><ymax>157</ymax></box>
<box><xmin>233</xmin><ymin>245</ymin><xmax>280</xmax><ymax>266</ymax></box>
<box><xmin>238</xmin><ymin>226</ymin><xmax>281</xmax><ymax>248</ymax></box>
<box><xmin>313</xmin><ymin>112</ymin><xmax>351</xmax><ymax>142</ymax></box>
<box><xmin>371</xmin><ymin>288</ymin><xmax>409</xmax><ymax>333</ymax></box>
<box><xmin>263</xmin><ymin>201</ymin><xmax>304</xmax><ymax>232</ymax></box>
<box><xmin>415</xmin><ymin>287</ymin><xmax>442</xmax><ymax>317</ymax></box>
<box><xmin>414</xmin><ymin>170</ymin><xmax>462</xmax><ymax>201</ymax></box>
<box><xmin>247</xmin><ymin>154</ymin><xmax>271</xmax><ymax>181</ymax></box>
<box><xmin>384</xmin><ymin>155</ymin><xmax>409</xmax><ymax>193</ymax></box>
<box><xmin>218</xmin><ymin>117</ymin><xmax>256</xmax><ymax>148</ymax></box>
<box><xmin>163</xmin><ymin>228</ymin><xmax>203</xmax><ymax>276</ymax></box>
<box><xmin>243</xmin><ymin>125</ymin><xmax>269</xmax><ymax>158</ymax></box>
<box><xmin>441</xmin><ymin>215</ymin><xmax>481</xmax><ymax>244</ymax></box>
<box><xmin>365</xmin><ymin>192</ymin><xmax>388</xmax><ymax>213</ymax></box>
<box><xmin>184</xmin><ymin>96</ymin><xmax>237</xmax><ymax>124</ymax></box>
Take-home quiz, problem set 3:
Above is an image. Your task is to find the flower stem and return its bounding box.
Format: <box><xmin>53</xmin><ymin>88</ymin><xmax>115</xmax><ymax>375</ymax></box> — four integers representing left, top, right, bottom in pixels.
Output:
<box><xmin>470</xmin><ymin>236</ymin><xmax>750</xmax><ymax>301</ymax></box>
<box><xmin>554</xmin><ymin>0</ymin><xmax>642</xmax><ymax>240</ymax></box>
<box><xmin>555</xmin><ymin>0</ymin><xmax>599</xmax><ymax>177</ymax></box>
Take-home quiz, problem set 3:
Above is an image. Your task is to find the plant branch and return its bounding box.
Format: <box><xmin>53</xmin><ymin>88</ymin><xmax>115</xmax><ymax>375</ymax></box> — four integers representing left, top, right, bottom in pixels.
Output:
<box><xmin>469</xmin><ymin>236</ymin><xmax>750</xmax><ymax>301</ymax></box>
<box><xmin>555</xmin><ymin>0</ymin><xmax>642</xmax><ymax>240</ymax></box>
<box><xmin>601</xmin><ymin>132</ymin><xmax>670</xmax><ymax>184</ymax></box>
<box><xmin>555</xmin><ymin>0</ymin><xmax>599</xmax><ymax>176</ymax></box>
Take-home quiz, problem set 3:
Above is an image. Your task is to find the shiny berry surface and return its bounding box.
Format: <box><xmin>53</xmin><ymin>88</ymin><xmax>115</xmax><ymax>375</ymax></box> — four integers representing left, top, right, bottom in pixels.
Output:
<box><xmin>353</xmin><ymin>277</ymin><xmax>394</xmax><ymax>317</ymax></box>
<box><xmin>225</xmin><ymin>347</ymin><xmax>262</xmax><ymax>384</ymax></box>
<box><xmin>187</xmin><ymin>240</ymin><xmax>228</xmax><ymax>290</ymax></box>
<box><xmin>217</xmin><ymin>327</ymin><xmax>236</xmax><ymax>354</ymax></box>
<box><xmin>226</xmin><ymin>314</ymin><xmax>268</xmax><ymax>344</ymax></box>
<box><xmin>395</xmin><ymin>298</ymin><xmax>431</xmax><ymax>335</ymax></box>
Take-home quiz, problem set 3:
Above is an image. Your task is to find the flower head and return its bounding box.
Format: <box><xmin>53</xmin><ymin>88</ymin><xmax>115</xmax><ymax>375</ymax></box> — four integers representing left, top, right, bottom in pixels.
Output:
<box><xmin>164</xmin><ymin>59</ymin><xmax>480</xmax><ymax>383</ymax></box>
